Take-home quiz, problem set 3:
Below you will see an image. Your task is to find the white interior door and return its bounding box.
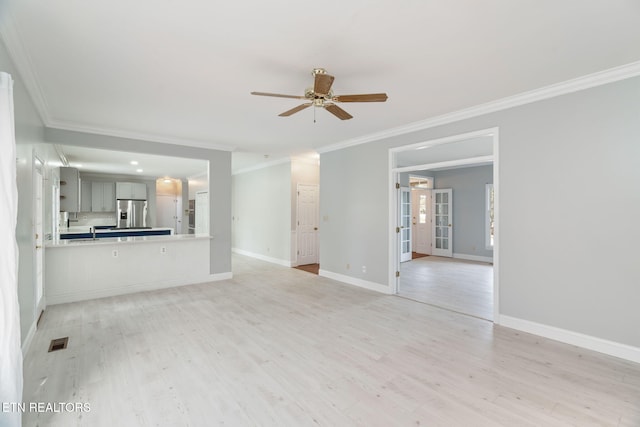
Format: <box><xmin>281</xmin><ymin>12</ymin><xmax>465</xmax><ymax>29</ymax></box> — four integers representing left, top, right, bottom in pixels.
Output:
<box><xmin>412</xmin><ymin>188</ymin><xmax>432</xmax><ymax>255</ymax></box>
<box><xmin>195</xmin><ymin>191</ymin><xmax>209</xmax><ymax>235</ymax></box>
<box><xmin>400</xmin><ymin>187</ymin><xmax>412</xmax><ymax>262</ymax></box>
<box><xmin>296</xmin><ymin>184</ymin><xmax>319</xmax><ymax>266</ymax></box>
<box><xmin>34</xmin><ymin>161</ymin><xmax>44</xmax><ymax>315</ymax></box>
<box><xmin>432</xmin><ymin>189</ymin><xmax>453</xmax><ymax>257</ymax></box>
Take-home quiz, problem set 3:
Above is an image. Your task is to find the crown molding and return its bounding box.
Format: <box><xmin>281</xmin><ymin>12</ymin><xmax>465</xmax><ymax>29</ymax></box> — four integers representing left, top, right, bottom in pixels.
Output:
<box><xmin>233</xmin><ymin>157</ymin><xmax>291</xmax><ymax>175</ymax></box>
<box><xmin>2</xmin><ymin>15</ymin><xmax>235</xmax><ymax>152</ymax></box>
<box><xmin>0</xmin><ymin>14</ymin><xmax>52</xmax><ymax>125</ymax></box>
<box><xmin>317</xmin><ymin>60</ymin><xmax>640</xmax><ymax>154</ymax></box>
<box><xmin>46</xmin><ymin>119</ymin><xmax>236</xmax><ymax>152</ymax></box>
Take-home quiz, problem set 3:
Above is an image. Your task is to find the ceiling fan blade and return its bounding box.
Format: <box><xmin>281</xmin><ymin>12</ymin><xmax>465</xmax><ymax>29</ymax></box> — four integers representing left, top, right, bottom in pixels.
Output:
<box><xmin>314</xmin><ymin>73</ymin><xmax>335</xmax><ymax>95</ymax></box>
<box><xmin>332</xmin><ymin>93</ymin><xmax>388</xmax><ymax>102</ymax></box>
<box><xmin>324</xmin><ymin>103</ymin><xmax>353</xmax><ymax>120</ymax></box>
<box><xmin>278</xmin><ymin>103</ymin><xmax>313</xmax><ymax>117</ymax></box>
<box><xmin>251</xmin><ymin>91</ymin><xmax>306</xmax><ymax>100</ymax></box>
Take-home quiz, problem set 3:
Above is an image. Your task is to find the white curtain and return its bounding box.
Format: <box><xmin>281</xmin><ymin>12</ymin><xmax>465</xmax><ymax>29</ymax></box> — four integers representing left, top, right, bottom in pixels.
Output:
<box><xmin>0</xmin><ymin>71</ymin><xmax>22</xmax><ymax>427</ymax></box>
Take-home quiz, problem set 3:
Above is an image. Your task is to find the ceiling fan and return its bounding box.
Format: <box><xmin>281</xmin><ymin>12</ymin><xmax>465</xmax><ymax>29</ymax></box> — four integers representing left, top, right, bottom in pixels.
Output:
<box><xmin>250</xmin><ymin>68</ymin><xmax>388</xmax><ymax>120</ymax></box>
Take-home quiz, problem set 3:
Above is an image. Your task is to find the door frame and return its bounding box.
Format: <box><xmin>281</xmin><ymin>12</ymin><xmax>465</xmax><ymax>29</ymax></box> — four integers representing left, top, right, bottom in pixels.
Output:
<box><xmin>33</xmin><ymin>153</ymin><xmax>45</xmax><ymax>320</ymax></box>
<box><xmin>388</xmin><ymin>127</ymin><xmax>500</xmax><ymax>323</ymax></box>
<box><xmin>399</xmin><ymin>186</ymin><xmax>412</xmax><ymax>262</ymax></box>
<box><xmin>296</xmin><ymin>183</ymin><xmax>320</xmax><ymax>266</ymax></box>
<box><xmin>431</xmin><ymin>188</ymin><xmax>453</xmax><ymax>257</ymax></box>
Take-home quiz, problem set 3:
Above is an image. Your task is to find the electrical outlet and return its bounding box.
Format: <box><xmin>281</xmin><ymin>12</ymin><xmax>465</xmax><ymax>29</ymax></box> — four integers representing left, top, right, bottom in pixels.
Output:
<box><xmin>112</xmin><ymin>250</ymin><xmax>118</xmax><ymax>258</ymax></box>
<box><xmin>346</xmin><ymin>263</ymin><xmax>350</xmax><ymax>270</ymax></box>
<box><xmin>362</xmin><ymin>265</ymin><xmax>367</xmax><ymax>273</ymax></box>
<box><xmin>160</xmin><ymin>247</ymin><xmax>167</xmax><ymax>255</ymax></box>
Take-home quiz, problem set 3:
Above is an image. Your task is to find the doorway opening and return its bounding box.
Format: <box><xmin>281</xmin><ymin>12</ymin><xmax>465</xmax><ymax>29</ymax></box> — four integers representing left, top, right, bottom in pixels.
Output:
<box><xmin>389</xmin><ymin>128</ymin><xmax>499</xmax><ymax>322</ymax></box>
<box><xmin>295</xmin><ymin>183</ymin><xmax>319</xmax><ymax>270</ymax></box>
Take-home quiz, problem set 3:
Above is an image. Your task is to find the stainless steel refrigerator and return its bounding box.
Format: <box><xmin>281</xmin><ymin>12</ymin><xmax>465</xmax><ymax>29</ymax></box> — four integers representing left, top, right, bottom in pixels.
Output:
<box><xmin>116</xmin><ymin>199</ymin><xmax>148</xmax><ymax>228</ymax></box>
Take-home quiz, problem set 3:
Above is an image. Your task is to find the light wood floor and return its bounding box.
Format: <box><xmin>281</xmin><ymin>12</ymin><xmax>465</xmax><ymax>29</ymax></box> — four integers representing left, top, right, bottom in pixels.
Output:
<box><xmin>23</xmin><ymin>255</ymin><xmax>640</xmax><ymax>426</ymax></box>
<box><xmin>400</xmin><ymin>256</ymin><xmax>494</xmax><ymax>320</ymax></box>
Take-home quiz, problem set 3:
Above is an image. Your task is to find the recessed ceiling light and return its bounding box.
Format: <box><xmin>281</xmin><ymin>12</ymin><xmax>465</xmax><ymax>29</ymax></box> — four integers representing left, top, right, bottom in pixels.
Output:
<box><xmin>75</xmin><ymin>164</ymin><xmax>83</xmax><ymax>168</ymax></box>
<box><xmin>130</xmin><ymin>161</ymin><xmax>139</xmax><ymax>165</ymax></box>
<box><xmin>136</xmin><ymin>169</ymin><xmax>143</xmax><ymax>173</ymax></box>
<box><xmin>163</xmin><ymin>178</ymin><xmax>172</xmax><ymax>183</ymax></box>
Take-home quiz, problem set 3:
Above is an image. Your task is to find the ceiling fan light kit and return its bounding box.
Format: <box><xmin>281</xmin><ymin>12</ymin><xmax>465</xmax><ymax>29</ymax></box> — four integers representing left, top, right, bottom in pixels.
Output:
<box><xmin>251</xmin><ymin>68</ymin><xmax>388</xmax><ymax>120</ymax></box>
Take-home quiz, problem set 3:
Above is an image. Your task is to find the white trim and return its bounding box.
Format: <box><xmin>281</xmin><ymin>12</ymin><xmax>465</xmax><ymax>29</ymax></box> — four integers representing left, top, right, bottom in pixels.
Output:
<box><xmin>491</xmin><ymin>129</ymin><xmax>500</xmax><ymax>323</ymax></box>
<box><xmin>233</xmin><ymin>157</ymin><xmax>291</xmax><ymax>175</ymax></box>
<box><xmin>452</xmin><ymin>253</ymin><xmax>493</xmax><ymax>263</ymax></box>
<box><xmin>0</xmin><ymin>16</ymin><xmax>51</xmax><ymax>125</ymax></box>
<box><xmin>319</xmin><ymin>269</ymin><xmax>391</xmax><ymax>295</ymax></box>
<box><xmin>0</xmin><ymin>19</ymin><xmax>237</xmax><ymax>152</ymax></box>
<box><xmin>47</xmin><ymin>273</ymin><xmax>231</xmax><ymax>305</ymax></box>
<box><xmin>499</xmin><ymin>315</ymin><xmax>640</xmax><ymax>364</ymax></box>
<box><xmin>49</xmin><ymin>122</ymin><xmax>235</xmax><ymax>152</ymax></box>
<box><xmin>209</xmin><ymin>272</ymin><xmax>233</xmax><ymax>281</ymax></box>
<box><xmin>232</xmin><ymin>248</ymin><xmax>292</xmax><ymax>267</ymax></box>
<box><xmin>21</xmin><ymin>321</ymin><xmax>37</xmax><ymax>358</ymax></box>
<box><xmin>395</xmin><ymin>156</ymin><xmax>493</xmax><ymax>174</ymax></box>
<box><xmin>388</xmin><ymin>150</ymin><xmax>399</xmax><ymax>294</ymax></box>
<box><xmin>389</xmin><ymin>128</ymin><xmax>497</xmax><ymax>154</ymax></box>
<box><xmin>319</xmin><ymin>61</ymin><xmax>640</xmax><ymax>154</ymax></box>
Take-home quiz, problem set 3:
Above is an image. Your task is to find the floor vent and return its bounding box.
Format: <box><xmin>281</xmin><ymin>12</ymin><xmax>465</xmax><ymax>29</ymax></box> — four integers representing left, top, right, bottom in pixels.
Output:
<box><xmin>48</xmin><ymin>337</ymin><xmax>69</xmax><ymax>352</ymax></box>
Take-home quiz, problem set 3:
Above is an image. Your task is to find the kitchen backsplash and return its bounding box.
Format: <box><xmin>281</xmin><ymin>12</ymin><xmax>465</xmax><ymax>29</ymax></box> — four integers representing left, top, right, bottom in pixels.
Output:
<box><xmin>71</xmin><ymin>212</ymin><xmax>117</xmax><ymax>227</ymax></box>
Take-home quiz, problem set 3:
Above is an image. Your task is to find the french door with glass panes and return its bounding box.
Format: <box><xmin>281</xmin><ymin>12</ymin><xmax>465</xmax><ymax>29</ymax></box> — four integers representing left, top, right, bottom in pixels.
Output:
<box><xmin>399</xmin><ymin>187</ymin><xmax>412</xmax><ymax>262</ymax></box>
<box><xmin>432</xmin><ymin>189</ymin><xmax>453</xmax><ymax>257</ymax></box>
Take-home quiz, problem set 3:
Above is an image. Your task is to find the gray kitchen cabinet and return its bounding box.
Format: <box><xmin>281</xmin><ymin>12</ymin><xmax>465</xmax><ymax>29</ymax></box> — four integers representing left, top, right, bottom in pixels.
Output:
<box><xmin>92</xmin><ymin>182</ymin><xmax>116</xmax><ymax>212</ymax></box>
<box><xmin>59</xmin><ymin>167</ymin><xmax>80</xmax><ymax>212</ymax></box>
<box><xmin>80</xmin><ymin>180</ymin><xmax>92</xmax><ymax>212</ymax></box>
<box><xmin>116</xmin><ymin>182</ymin><xmax>147</xmax><ymax>200</ymax></box>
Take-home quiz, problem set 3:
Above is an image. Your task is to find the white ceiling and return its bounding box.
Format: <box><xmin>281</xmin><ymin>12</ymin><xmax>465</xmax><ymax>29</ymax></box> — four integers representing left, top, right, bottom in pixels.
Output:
<box><xmin>2</xmin><ymin>1</ymin><xmax>640</xmax><ymax>171</ymax></box>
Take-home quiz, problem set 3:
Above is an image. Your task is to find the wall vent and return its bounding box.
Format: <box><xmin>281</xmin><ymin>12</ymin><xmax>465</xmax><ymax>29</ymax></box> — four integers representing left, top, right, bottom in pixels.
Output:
<box><xmin>48</xmin><ymin>337</ymin><xmax>69</xmax><ymax>352</ymax></box>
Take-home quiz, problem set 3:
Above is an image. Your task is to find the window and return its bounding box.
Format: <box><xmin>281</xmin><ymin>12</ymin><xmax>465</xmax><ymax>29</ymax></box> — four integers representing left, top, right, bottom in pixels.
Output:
<box><xmin>485</xmin><ymin>184</ymin><xmax>494</xmax><ymax>249</ymax></box>
<box><xmin>419</xmin><ymin>194</ymin><xmax>427</xmax><ymax>224</ymax></box>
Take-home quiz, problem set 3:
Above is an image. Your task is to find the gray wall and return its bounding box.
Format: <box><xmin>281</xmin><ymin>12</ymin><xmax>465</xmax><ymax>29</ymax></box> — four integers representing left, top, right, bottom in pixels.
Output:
<box><xmin>232</xmin><ymin>161</ymin><xmax>291</xmax><ymax>263</ymax></box>
<box><xmin>320</xmin><ymin>75</ymin><xmax>640</xmax><ymax>348</ymax></box>
<box><xmin>1</xmin><ymin>37</ymin><xmax>50</xmax><ymax>345</ymax></box>
<box><xmin>433</xmin><ymin>165</ymin><xmax>493</xmax><ymax>259</ymax></box>
<box><xmin>45</xmin><ymin>128</ymin><xmax>232</xmax><ymax>275</ymax></box>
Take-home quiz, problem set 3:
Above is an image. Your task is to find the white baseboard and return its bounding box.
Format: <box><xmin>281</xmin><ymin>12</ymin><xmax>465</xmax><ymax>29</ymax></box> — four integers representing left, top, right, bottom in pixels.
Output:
<box><xmin>453</xmin><ymin>253</ymin><xmax>493</xmax><ymax>263</ymax></box>
<box><xmin>209</xmin><ymin>272</ymin><xmax>233</xmax><ymax>281</ymax></box>
<box><xmin>232</xmin><ymin>248</ymin><xmax>292</xmax><ymax>267</ymax></box>
<box><xmin>499</xmin><ymin>315</ymin><xmax>640</xmax><ymax>364</ymax></box>
<box><xmin>319</xmin><ymin>269</ymin><xmax>392</xmax><ymax>295</ymax></box>
<box><xmin>21</xmin><ymin>320</ymin><xmax>37</xmax><ymax>358</ymax></box>
<box><xmin>47</xmin><ymin>273</ymin><xmax>232</xmax><ymax>305</ymax></box>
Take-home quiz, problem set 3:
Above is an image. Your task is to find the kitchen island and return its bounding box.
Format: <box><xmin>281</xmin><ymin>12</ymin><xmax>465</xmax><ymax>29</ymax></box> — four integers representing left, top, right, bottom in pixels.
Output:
<box><xmin>45</xmin><ymin>233</ymin><xmax>221</xmax><ymax>304</ymax></box>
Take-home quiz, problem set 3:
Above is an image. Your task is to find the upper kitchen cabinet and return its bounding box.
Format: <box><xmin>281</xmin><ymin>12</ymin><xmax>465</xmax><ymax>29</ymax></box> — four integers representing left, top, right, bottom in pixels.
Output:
<box><xmin>92</xmin><ymin>182</ymin><xmax>116</xmax><ymax>212</ymax></box>
<box><xmin>59</xmin><ymin>167</ymin><xmax>80</xmax><ymax>212</ymax></box>
<box><xmin>116</xmin><ymin>182</ymin><xmax>147</xmax><ymax>200</ymax></box>
<box><xmin>80</xmin><ymin>180</ymin><xmax>92</xmax><ymax>212</ymax></box>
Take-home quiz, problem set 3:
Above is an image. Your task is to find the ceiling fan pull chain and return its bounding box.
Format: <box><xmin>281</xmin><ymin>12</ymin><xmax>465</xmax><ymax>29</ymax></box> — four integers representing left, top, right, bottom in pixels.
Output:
<box><xmin>314</xmin><ymin>105</ymin><xmax>316</xmax><ymax>123</ymax></box>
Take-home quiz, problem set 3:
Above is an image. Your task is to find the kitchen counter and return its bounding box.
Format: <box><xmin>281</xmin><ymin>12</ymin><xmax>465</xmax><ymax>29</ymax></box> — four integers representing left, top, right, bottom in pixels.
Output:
<box><xmin>47</xmin><ymin>233</ymin><xmax>211</xmax><ymax>248</ymax></box>
<box><xmin>45</xmin><ymin>233</ymin><xmax>219</xmax><ymax>304</ymax></box>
